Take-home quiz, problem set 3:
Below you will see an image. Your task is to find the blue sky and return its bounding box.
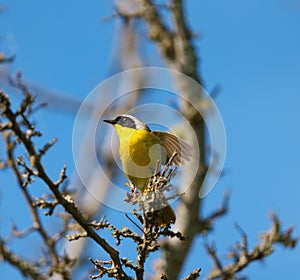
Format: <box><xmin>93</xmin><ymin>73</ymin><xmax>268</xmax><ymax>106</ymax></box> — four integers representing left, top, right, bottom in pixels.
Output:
<box><xmin>1</xmin><ymin>0</ymin><xmax>300</xmax><ymax>279</ymax></box>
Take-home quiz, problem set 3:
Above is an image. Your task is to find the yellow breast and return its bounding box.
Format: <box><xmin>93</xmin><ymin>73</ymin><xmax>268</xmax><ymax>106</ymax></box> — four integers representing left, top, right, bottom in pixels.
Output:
<box><xmin>114</xmin><ymin>125</ymin><xmax>164</xmax><ymax>191</ymax></box>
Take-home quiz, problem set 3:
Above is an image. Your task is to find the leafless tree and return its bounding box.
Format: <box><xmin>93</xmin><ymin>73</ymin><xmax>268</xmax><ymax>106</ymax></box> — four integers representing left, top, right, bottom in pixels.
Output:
<box><xmin>0</xmin><ymin>1</ymin><xmax>298</xmax><ymax>280</ymax></box>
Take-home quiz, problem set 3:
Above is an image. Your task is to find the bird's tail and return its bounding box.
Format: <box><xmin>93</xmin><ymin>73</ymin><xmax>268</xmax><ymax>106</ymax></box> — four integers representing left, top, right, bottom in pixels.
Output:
<box><xmin>156</xmin><ymin>204</ymin><xmax>176</xmax><ymax>227</ymax></box>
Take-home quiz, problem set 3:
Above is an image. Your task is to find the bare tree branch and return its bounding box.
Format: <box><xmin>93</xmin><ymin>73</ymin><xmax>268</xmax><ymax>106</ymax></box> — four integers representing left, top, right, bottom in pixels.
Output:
<box><xmin>3</xmin><ymin>133</ymin><xmax>64</xmax><ymax>273</ymax></box>
<box><xmin>0</xmin><ymin>89</ymin><xmax>130</xmax><ymax>279</ymax></box>
<box><xmin>206</xmin><ymin>213</ymin><xmax>298</xmax><ymax>280</ymax></box>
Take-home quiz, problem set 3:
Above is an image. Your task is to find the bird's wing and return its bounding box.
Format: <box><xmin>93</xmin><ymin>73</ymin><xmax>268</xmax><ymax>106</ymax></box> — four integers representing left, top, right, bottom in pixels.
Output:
<box><xmin>152</xmin><ymin>131</ymin><xmax>194</xmax><ymax>165</ymax></box>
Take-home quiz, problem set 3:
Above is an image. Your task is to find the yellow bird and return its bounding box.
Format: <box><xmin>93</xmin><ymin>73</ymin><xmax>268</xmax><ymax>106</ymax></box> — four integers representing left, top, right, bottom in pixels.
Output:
<box><xmin>104</xmin><ymin>114</ymin><xmax>192</xmax><ymax>226</ymax></box>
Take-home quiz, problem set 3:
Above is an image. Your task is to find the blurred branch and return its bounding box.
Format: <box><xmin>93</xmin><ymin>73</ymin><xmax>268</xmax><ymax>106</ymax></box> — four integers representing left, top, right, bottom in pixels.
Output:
<box><xmin>198</xmin><ymin>192</ymin><xmax>229</xmax><ymax>235</ymax></box>
<box><xmin>115</xmin><ymin>0</ymin><xmax>175</xmax><ymax>60</ymax></box>
<box><xmin>0</xmin><ymin>4</ymin><xmax>8</xmax><ymax>13</ymax></box>
<box><xmin>0</xmin><ymin>237</ymin><xmax>44</xmax><ymax>279</ymax></box>
<box><xmin>116</xmin><ymin>0</ymin><xmax>200</xmax><ymax>81</ymax></box>
<box><xmin>206</xmin><ymin>213</ymin><xmax>298</xmax><ymax>279</ymax></box>
<box><xmin>169</xmin><ymin>0</ymin><xmax>200</xmax><ymax>80</ymax></box>
<box><xmin>0</xmin><ymin>68</ymin><xmax>87</xmax><ymax>114</ymax></box>
<box><xmin>0</xmin><ymin>53</ymin><xmax>15</xmax><ymax>64</ymax></box>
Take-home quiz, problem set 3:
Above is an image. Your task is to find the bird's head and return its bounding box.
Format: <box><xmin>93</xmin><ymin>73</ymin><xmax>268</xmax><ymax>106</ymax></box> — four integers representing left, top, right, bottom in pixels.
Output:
<box><xmin>103</xmin><ymin>114</ymin><xmax>150</xmax><ymax>131</ymax></box>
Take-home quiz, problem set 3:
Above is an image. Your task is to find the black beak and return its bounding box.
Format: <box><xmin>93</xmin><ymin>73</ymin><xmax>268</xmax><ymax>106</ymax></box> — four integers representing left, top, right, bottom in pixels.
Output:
<box><xmin>103</xmin><ymin>119</ymin><xmax>116</xmax><ymax>125</ymax></box>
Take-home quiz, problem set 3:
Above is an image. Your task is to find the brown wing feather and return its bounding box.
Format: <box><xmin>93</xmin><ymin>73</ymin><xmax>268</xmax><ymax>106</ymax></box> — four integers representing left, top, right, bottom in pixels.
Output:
<box><xmin>153</xmin><ymin>131</ymin><xmax>194</xmax><ymax>165</ymax></box>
